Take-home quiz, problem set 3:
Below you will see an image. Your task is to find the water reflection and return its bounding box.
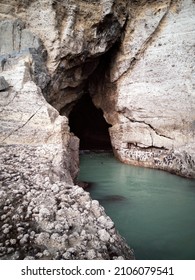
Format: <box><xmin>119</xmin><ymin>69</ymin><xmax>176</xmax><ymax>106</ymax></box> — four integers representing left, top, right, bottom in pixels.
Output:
<box><xmin>78</xmin><ymin>152</ymin><xmax>195</xmax><ymax>260</ymax></box>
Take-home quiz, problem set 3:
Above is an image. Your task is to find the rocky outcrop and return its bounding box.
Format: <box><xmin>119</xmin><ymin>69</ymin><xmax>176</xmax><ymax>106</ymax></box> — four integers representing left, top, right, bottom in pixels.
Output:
<box><xmin>0</xmin><ymin>0</ymin><xmax>194</xmax><ymax>260</ymax></box>
<box><xmin>0</xmin><ymin>1</ymin><xmax>134</xmax><ymax>259</ymax></box>
<box><xmin>90</xmin><ymin>0</ymin><xmax>195</xmax><ymax>178</ymax></box>
<box><xmin>0</xmin><ymin>0</ymin><xmax>128</xmax><ymax>115</ymax></box>
<box><xmin>0</xmin><ymin>18</ymin><xmax>76</xmax><ymax>182</ymax></box>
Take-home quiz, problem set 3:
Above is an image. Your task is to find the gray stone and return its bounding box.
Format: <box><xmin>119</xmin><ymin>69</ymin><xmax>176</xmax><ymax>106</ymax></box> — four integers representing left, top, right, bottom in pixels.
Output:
<box><xmin>98</xmin><ymin>229</ymin><xmax>110</xmax><ymax>243</ymax></box>
<box><xmin>0</xmin><ymin>0</ymin><xmax>145</xmax><ymax>261</ymax></box>
<box><xmin>86</xmin><ymin>249</ymin><xmax>96</xmax><ymax>259</ymax></box>
<box><xmin>90</xmin><ymin>0</ymin><xmax>195</xmax><ymax>178</ymax></box>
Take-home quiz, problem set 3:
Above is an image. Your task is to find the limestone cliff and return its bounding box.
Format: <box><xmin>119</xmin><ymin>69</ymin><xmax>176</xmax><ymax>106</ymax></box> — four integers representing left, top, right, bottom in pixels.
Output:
<box><xmin>90</xmin><ymin>0</ymin><xmax>195</xmax><ymax>178</ymax></box>
<box><xmin>0</xmin><ymin>0</ymin><xmax>134</xmax><ymax>260</ymax></box>
<box><xmin>0</xmin><ymin>0</ymin><xmax>194</xmax><ymax>260</ymax></box>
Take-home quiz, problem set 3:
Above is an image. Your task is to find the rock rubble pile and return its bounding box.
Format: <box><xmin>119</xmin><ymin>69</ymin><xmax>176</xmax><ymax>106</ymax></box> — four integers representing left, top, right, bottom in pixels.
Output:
<box><xmin>0</xmin><ymin>145</ymin><xmax>134</xmax><ymax>260</ymax></box>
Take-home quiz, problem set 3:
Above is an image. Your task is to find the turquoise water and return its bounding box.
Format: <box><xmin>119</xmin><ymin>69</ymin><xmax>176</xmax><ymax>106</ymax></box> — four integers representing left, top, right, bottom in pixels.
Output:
<box><xmin>78</xmin><ymin>152</ymin><xmax>195</xmax><ymax>260</ymax></box>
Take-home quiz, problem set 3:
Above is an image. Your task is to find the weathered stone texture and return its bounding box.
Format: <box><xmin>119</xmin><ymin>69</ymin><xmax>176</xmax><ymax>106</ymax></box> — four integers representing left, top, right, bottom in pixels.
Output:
<box><xmin>0</xmin><ymin>0</ymin><xmax>128</xmax><ymax>114</ymax></box>
<box><xmin>0</xmin><ymin>0</ymin><xmax>194</xmax><ymax>260</ymax></box>
<box><xmin>0</xmin><ymin>146</ymin><xmax>134</xmax><ymax>259</ymax></box>
<box><xmin>90</xmin><ymin>0</ymin><xmax>195</xmax><ymax>178</ymax></box>
<box><xmin>0</xmin><ymin>1</ymin><xmax>134</xmax><ymax>259</ymax></box>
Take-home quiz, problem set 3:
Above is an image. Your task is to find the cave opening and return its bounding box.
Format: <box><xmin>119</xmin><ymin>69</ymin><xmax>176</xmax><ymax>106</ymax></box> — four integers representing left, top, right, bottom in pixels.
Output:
<box><xmin>69</xmin><ymin>93</ymin><xmax>112</xmax><ymax>150</ymax></box>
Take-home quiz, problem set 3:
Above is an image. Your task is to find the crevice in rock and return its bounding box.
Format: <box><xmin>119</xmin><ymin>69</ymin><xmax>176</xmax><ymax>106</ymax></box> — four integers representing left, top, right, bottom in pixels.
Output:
<box><xmin>129</xmin><ymin>117</ymin><xmax>174</xmax><ymax>140</ymax></box>
<box><xmin>1</xmin><ymin>105</ymin><xmax>42</xmax><ymax>144</ymax></box>
<box><xmin>127</xmin><ymin>142</ymin><xmax>169</xmax><ymax>151</ymax></box>
<box><xmin>122</xmin><ymin>110</ymin><xmax>174</xmax><ymax>141</ymax></box>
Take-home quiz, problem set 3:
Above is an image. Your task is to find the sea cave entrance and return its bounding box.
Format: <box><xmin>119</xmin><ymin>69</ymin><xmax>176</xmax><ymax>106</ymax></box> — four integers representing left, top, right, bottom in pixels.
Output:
<box><xmin>69</xmin><ymin>93</ymin><xmax>112</xmax><ymax>150</ymax></box>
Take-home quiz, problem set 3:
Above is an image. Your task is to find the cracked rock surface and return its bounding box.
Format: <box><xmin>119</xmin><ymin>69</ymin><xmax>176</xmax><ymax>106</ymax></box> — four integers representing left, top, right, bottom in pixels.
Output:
<box><xmin>0</xmin><ymin>2</ymin><xmax>134</xmax><ymax>260</ymax></box>
<box><xmin>0</xmin><ymin>0</ymin><xmax>194</xmax><ymax>261</ymax></box>
<box><xmin>90</xmin><ymin>0</ymin><xmax>195</xmax><ymax>178</ymax></box>
<box><xmin>0</xmin><ymin>52</ymin><xmax>134</xmax><ymax>259</ymax></box>
<box><xmin>0</xmin><ymin>47</ymin><xmax>134</xmax><ymax>261</ymax></box>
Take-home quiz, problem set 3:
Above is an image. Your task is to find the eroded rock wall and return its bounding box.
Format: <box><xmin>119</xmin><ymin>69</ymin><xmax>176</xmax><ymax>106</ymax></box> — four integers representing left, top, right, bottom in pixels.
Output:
<box><xmin>0</xmin><ymin>0</ymin><xmax>128</xmax><ymax>114</ymax></box>
<box><xmin>0</xmin><ymin>0</ymin><xmax>194</xmax><ymax>260</ymax></box>
<box><xmin>0</xmin><ymin>1</ymin><xmax>134</xmax><ymax>260</ymax></box>
<box><xmin>0</xmin><ymin>18</ymin><xmax>76</xmax><ymax>182</ymax></box>
<box><xmin>90</xmin><ymin>0</ymin><xmax>195</xmax><ymax>178</ymax></box>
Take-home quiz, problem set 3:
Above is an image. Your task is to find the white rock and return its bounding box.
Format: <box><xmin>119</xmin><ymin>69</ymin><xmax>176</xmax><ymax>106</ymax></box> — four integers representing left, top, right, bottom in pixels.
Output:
<box><xmin>51</xmin><ymin>184</ymin><xmax>59</xmax><ymax>193</ymax></box>
<box><xmin>10</xmin><ymin>239</ymin><xmax>17</xmax><ymax>245</ymax></box>
<box><xmin>98</xmin><ymin>229</ymin><xmax>110</xmax><ymax>243</ymax></box>
<box><xmin>86</xmin><ymin>249</ymin><xmax>96</xmax><ymax>259</ymax></box>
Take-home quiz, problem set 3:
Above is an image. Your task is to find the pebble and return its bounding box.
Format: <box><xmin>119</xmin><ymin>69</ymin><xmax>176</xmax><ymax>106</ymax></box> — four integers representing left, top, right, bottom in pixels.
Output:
<box><xmin>39</xmin><ymin>207</ymin><xmax>51</xmax><ymax>220</ymax></box>
<box><xmin>55</xmin><ymin>224</ymin><xmax>64</xmax><ymax>233</ymax></box>
<box><xmin>51</xmin><ymin>184</ymin><xmax>59</xmax><ymax>193</ymax></box>
<box><xmin>7</xmin><ymin>247</ymin><xmax>14</xmax><ymax>254</ymax></box>
<box><xmin>43</xmin><ymin>250</ymin><xmax>50</xmax><ymax>257</ymax></box>
<box><xmin>36</xmin><ymin>252</ymin><xmax>43</xmax><ymax>258</ymax></box>
<box><xmin>99</xmin><ymin>216</ymin><xmax>114</xmax><ymax>229</ymax></box>
<box><xmin>2</xmin><ymin>224</ymin><xmax>9</xmax><ymax>229</ymax></box>
<box><xmin>3</xmin><ymin>228</ymin><xmax>10</xmax><ymax>234</ymax></box>
<box><xmin>98</xmin><ymin>229</ymin><xmax>110</xmax><ymax>242</ymax></box>
<box><xmin>12</xmin><ymin>214</ymin><xmax>20</xmax><ymax>221</ymax></box>
<box><xmin>30</xmin><ymin>231</ymin><xmax>36</xmax><ymax>238</ymax></box>
<box><xmin>1</xmin><ymin>215</ymin><xmax>7</xmax><ymax>221</ymax></box>
<box><xmin>5</xmin><ymin>240</ymin><xmax>10</xmax><ymax>246</ymax></box>
<box><xmin>10</xmin><ymin>239</ymin><xmax>17</xmax><ymax>245</ymax></box>
<box><xmin>17</xmin><ymin>227</ymin><xmax>24</xmax><ymax>232</ymax></box>
<box><xmin>63</xmin><ymin>251</ymin><xmax>71</xmax><ymax>259</ymax></box>
<box><xmin>19</xmin><ymin>234</ymin><xmax>29</xmax><ymax>245</ymax></box>
<box><xmin>86</xmin><ymin>249</ymin><xmax>96</xmax><ymax>259</ymax></box>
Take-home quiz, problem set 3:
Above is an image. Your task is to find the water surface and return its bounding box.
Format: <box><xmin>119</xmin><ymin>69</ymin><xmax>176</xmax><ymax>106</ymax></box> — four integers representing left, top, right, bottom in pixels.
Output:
<box><xmin>78</xmin><ymin>152</ymin><xmax>195</xmax><ymax>260</ymax></box>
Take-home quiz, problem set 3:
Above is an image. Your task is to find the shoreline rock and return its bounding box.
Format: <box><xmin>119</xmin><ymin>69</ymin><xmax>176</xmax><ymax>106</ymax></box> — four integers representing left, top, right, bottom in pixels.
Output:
<box><xmin>0</xmin><ymin>144</ymin><xmax>134</xmax><ymax>260</ymax></box>
<box><xmin>90</xmin><ymin>0</ymin><xmax>195</xmax><ymax>178</ymax></box>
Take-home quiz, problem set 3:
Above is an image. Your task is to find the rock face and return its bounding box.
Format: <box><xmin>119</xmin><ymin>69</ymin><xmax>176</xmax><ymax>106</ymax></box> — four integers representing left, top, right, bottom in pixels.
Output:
<box><xmin>0</xmin><ymin>18</ymin><xmax>77</xmax><ymax>183</ymax></box>
<box><xmin>90</xmin><ymin>0</ymin><xmax>195</xmax><ymax>178</ymax></box>
<box><xmin>1</xmin><ymin>0</ymin><xmax>127</xmax><ymax>115</ymax></box>
<box><xmin>0</xmin><ymin>0</ymin><xmax>194</xmax><ymax>260</ymax></box>
<box><xmin>0</xmin><ymin>1</ymin><xmax>134</xmax><ymax>260</ymax></box>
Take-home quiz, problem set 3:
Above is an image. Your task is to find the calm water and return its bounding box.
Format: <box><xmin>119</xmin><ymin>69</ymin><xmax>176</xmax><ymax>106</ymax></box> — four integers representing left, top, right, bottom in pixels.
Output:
<box><xmin>78</xmin><ymin>152</ymin><xmax>195</xmax><ymax>260</ymax></box>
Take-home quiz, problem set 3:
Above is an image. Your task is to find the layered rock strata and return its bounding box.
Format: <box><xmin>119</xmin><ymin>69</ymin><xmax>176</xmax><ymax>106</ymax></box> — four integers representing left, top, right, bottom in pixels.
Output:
<box><xmin>90</xmin><ymin>0</ymin><xmax>195</xmax><ymax>178</ymax></box>
<box><xmin>0</xmin><ymin>1</ymin><xmax>134</xmax><ymax>259</ymax></box>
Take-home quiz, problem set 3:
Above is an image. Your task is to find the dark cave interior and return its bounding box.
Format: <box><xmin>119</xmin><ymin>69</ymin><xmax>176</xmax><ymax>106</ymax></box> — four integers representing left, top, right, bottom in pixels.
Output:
<box><xmin>69</xmin><ymin>93</ymin><xmax>112</xmax><ymax>150</ymax></box>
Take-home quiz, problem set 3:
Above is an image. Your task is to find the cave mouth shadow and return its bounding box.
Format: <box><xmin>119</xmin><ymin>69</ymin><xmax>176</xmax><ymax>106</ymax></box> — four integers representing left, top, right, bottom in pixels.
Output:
<box><xmin>69</xmin><ymin>93</ymin><xmax>112</xmax><ymax>151</ymax></box>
